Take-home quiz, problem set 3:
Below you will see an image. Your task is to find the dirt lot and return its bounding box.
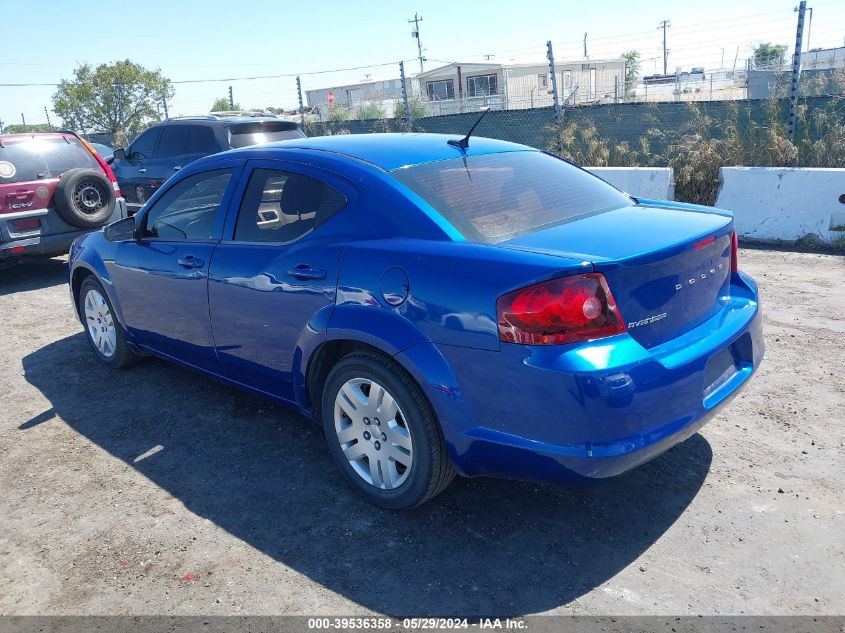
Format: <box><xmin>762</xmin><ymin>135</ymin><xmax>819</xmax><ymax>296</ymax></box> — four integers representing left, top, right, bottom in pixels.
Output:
<box><xmin>0</xmin><ymin>248</ymin><xmax>843</xmax><ymax>617</ymax></box>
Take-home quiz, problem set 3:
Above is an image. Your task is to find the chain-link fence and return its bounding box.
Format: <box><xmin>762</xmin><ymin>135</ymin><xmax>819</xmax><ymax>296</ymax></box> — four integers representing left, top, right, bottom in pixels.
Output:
<box><xmin>304</xmin><ymin>93</ymin><xmax>845</xmax><ymax>207</ymax></box>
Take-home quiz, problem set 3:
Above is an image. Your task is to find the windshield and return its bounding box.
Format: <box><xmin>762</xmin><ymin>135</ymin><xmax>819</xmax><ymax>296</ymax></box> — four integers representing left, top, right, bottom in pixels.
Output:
<box><xmin>391</xmin><ymin>151</ymin><xmax>634</xmax><ymax>243</ymax></box>
<box><xmin>0</xmin><ymin>137</ymin><xmax>99</xmax><ymax>184</ymax></box>
<box><xmin>228</xmin><ymin>121</ymin><xmax>305</xmax><ymax>148</ymax></box>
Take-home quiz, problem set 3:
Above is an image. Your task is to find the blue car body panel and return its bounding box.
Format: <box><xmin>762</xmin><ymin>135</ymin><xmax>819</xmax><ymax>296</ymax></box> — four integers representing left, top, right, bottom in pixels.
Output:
<box><xmin>69</xmin><ymin>133</ymin><xmax>764</xmax><ymax>485</ymax></box>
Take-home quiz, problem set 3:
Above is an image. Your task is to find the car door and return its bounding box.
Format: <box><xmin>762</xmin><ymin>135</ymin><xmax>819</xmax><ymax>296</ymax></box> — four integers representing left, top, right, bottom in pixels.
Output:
<box><xmin>145</xmin><ymin>125</ymin><xmax>190</xmax><ymax>195</ymax></box>
<box><xmin>108</xmin><ymin>165</ymin><xmax>239</xmax><ymax>369</ymax></box>
<box><xmin>208</xmin><ymin>160</ymin><xmax>354</xmax><ymax>402</ymax></box>
<box><xmin>114</xmin><ymin>127</ymin><xmax>160</xmax><ymax>208</ymax></box>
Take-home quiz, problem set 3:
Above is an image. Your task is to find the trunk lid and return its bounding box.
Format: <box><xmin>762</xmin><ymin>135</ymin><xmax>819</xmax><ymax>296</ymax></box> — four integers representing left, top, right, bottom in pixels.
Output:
<box><xmin>502</xmin><ymin>203</ymin><xmax>734</xmax><ymax>348</ymax></box>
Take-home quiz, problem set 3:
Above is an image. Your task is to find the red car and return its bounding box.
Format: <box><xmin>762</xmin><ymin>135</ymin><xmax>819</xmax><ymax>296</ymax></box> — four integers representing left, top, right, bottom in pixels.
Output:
<box><xmin>0</xmin><ymin>131</ymin><xmax>127</xmax><ymax>268</ymax></box>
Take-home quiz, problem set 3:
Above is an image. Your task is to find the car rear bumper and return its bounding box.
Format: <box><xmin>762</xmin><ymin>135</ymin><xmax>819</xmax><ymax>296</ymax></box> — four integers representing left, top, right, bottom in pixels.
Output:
<box><xmin>428</xmin><ymin>271</ymin><xmax>764</xmax><ymax>483</ymax></box>
<box><xmin>0</xmin><ymin>198</ymin><xmax>127</xmax><ymax>263</ymax></box>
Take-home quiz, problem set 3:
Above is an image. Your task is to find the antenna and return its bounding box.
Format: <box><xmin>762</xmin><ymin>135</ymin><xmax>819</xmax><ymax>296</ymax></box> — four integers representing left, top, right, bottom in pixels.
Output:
<box><xmin>447</xmin><ymin>107</ymin><xmax>491</xmax><ymax>152</ymax></box>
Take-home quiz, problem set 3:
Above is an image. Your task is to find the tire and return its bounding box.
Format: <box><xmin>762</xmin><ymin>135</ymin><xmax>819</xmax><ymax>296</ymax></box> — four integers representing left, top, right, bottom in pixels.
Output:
<box><xmin>321</xmin><ymin>351</ymin><xmax>455</xmax><ymax>510</ymax></box>
<box><xmin>78</xmin><ymin>277</ymin><xmax>139</xmax><ymax>369</ymax></box>
<box><xmin>55</xmin><ymin>168</ymin><xmax>116</xmax><ymax>228</ymax></box>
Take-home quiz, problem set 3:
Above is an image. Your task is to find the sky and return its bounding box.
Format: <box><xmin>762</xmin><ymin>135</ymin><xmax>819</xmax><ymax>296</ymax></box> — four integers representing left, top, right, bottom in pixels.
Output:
<box><xmin>1</xmin><ymin>0</ymin><xmax>844</xmax><ymax>127</ymax></box>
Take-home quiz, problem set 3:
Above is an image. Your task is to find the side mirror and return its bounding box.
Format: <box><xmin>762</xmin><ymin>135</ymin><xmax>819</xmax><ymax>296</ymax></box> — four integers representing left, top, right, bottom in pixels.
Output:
<box><xmin>104</xmin><ymin>216</ymin><xmax>137</xmax><ymax>242</ymax></box>
<box><xmin>112</xmin><ymin>148</ymin><xmax>126</xmax><ymax>161</ymax></box>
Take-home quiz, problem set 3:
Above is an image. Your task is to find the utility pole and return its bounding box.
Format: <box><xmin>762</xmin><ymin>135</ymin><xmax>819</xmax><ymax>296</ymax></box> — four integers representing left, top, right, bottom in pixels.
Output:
<box><xmin>658</xmin><ymin>20</ymin><xmax>671</xmax><ymax>75</ymax></box>
<box><xmin>399</xmin><ymin>60</ymin><xmax>412</xmax><ymax>129</ymax></box>
<box><xmin>21</xmin><ymin>113</ymin><xmax>26</xmax><ymax>133</ymax></box>
<box><xmin>296</xmin><ymin>76</ymin><xmax>305</xmax><ymax>128</ymax></box>
<box><xmin>547</xmin><ymin>40</ymin><xmax>561</xmax><ymax>121</ymax></box>
<box><xmin>0</xmin><ymin>119</ymin><xmax>4</xmax><ymax>134</ymax></box>
<box><xmin>162</xmin><ymin>96</ymin><xmax>169</xmax><ymax>119</ymax></box>
<box><xmin>44</xmin><ymin>106</ymin><xmax>52</xmax><ymax>130</ymax></box>
<box><xmin>228</xmin><ymin>85</ymin><xmax>234</xmax><ymax>109</ymax></box>
<box><xmin>788</xmin><ymin>0</ymin><xmax>807</xmax><ymax>141</ymax></box>
<box><xmin>583</xmin><ymin>32</ymin><xmax>587</xmax><ymax>58</ymax></box>
<box><xmin>409</xmin><ymin>13</ymin><xmax>425</xmax><ymax>74</ymax></box>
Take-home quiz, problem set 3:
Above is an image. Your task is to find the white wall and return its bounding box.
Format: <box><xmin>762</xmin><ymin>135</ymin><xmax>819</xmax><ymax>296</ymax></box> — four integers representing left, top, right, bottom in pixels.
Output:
<box><xmin>715</xmin><ymin>167</ymin><xmax>845</xmax><ymax>244</ymax></box>
<box><xmin>587</xmin><ymin>167</ymin><xmax>675</xmax><ymax>200</ymax></box>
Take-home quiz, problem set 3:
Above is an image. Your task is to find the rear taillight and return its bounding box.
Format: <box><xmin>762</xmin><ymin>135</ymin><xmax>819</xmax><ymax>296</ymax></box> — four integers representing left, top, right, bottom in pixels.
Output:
<box><xmin>497</xmin><ymin>273</ymin><xmax>626</xmax><ymax>346</ymax></box>
<box><xmin>80</xmin><ymin>137</ymin><xmax>121</xmax><ymax>197</ymax></box>
<box><xmin>730</xmin><ymin>231</ymin><xmax>739</xmax><ymax>274</ymax></box>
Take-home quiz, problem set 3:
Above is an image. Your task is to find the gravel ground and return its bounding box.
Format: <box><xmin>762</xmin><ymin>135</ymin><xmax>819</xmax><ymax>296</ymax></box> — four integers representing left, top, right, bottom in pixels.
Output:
<box><xmin>0</xmin><ymin>248</ymin><xmax>843</xmax><ymax>617</ymax></box>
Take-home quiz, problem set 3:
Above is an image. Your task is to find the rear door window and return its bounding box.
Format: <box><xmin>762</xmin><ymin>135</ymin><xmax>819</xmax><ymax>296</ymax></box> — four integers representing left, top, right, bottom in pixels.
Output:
<box><xmin>0</xmin><ymin>137</ymin><xmax>99</xmax><ymax>183</ymax></box>
<box><xmin>233</xmin><ymin>168</ymin><xmax>346</xmax><ymax>243</ymax></box>
<box><xmin>157</xmin><ymin>126</ymin><xmax>190</xmax><ymax>158</ymax></box>
<box><xmin>228</xmin><ymin>122</ymin><xmax>305</xmax><ymax>149</ymax></box>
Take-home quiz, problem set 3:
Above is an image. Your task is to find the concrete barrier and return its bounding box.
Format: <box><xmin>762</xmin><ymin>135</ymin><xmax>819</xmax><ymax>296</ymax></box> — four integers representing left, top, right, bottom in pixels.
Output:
<box><xmin>587</xmin><ymin>167</ymin><xmax>675</xmax><ymax>200</ymax></box>
<box><xmin>716</xmin><ymin>167</ymin><xmax>845</xmax><ymax>244</ymax></box>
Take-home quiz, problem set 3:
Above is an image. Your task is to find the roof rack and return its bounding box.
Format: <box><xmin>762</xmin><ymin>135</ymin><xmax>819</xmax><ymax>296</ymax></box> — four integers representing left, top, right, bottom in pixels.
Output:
<box><xmin>164</xmin><ymin>115</ymin><xmax>219</xmax><ymax>121</ymax></box>
<box><xmin>209</xmin><ymin>110</ymin><xmax>279</xmax><ymax>119</ymax></box>
<box><xmin>164</xmin><ymin>111</ymin><xmax>279</xmax><ymax>122</ymax></box>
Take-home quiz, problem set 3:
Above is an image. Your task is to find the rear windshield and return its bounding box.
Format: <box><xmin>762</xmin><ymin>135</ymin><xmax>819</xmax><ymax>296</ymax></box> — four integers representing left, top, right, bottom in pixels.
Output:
<box><xmin>228</xmin><ymin>121</ymin><xmax>305</xmax><ymax>149</ymax></box>
<box><xmin>391</xmin><ymin>151</ymin><xmax>634</xmax><ymax>243</ymax></box>
<box><xmin>0</xmin><ymin>137</ymin><xmax>99</xmax><ymax>184</ymax></box>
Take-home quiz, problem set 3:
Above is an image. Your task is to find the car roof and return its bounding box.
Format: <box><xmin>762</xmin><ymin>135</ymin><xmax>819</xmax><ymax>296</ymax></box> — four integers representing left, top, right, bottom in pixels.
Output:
<box><xmin>244</xmin><ymin>133</ymin><xmax>534</xmax><ymax>172</ymax></box>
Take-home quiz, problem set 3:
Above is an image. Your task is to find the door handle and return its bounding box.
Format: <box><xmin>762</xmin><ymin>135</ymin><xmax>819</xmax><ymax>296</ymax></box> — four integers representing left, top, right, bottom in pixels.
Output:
<box><xmin>287</xmin><ymin>264</ymin><xmax>326</xmax><ymax>280</ymax></box>
<box><xmin>177</xmin><ymin>255</ymin><xmax>204</xmax><ymax>269</ymax></box>
<box><xmin>173</xmin><ymin>166</ymin><xmax>182</xmax><ymax>171</ymax></box>
<box><xmin>138</xmin><ymin>168</ymin><xmax>147</xmax><ymax>173</ymax></box>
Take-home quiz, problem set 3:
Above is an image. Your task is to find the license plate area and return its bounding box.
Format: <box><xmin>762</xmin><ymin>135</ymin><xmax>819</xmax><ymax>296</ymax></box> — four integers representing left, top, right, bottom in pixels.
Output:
<box><xmin>702</xmin><ymin>332</ymin><xmax>754</xmax><ymax>408</ymax></box>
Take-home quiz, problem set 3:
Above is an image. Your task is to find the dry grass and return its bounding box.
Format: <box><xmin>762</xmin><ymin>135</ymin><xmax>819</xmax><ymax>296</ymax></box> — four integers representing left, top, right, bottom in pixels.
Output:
<box><xmin>547</xmin><ymin>96</ymin><xmax>845</xmax><ymax>205</ymax></box>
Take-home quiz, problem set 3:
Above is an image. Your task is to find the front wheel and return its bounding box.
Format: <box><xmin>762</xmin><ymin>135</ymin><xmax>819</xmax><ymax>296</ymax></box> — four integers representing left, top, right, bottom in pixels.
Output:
<box><xmin>321</xmin><ymin>351</ymin><xmax>455</xmax><ymax>509</ymax></box>
<box><xmin>78</xmin><ymin>277</ymin><xmax>139</xmax><ymax>369</ymax></box>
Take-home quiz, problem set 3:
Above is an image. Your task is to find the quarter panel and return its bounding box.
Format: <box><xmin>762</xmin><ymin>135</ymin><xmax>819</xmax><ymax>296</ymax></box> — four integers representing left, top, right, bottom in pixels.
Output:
<box><xmin>336</xmin><ymin>239</ymin><xmax>591</xmax><ymax>351</ymax></box>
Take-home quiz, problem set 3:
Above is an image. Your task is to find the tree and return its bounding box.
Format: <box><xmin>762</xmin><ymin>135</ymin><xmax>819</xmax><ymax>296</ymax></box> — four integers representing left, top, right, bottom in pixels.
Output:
<box><xmin>622</xmin><ymin>50</ymin><xmax>641</xmax><ymax>94</ymax></box>
<box><xmin>52</xmin><ymin>61</ymin><xmax>172</xmax><ymax>140</ymax></box>
<box><xmin>753</xmin><ymin>43</ymin><xmax>787</xmax><ymax>69</ymax></box>
<box><xmin>211</xmin><ymin>97</ymin><xmax>241</xmax><ymax>112</ymax></box>
<box><xmin>2</xmin><ymin>123</ymin><xmax>53</xmax><ymax>134</ymax></box>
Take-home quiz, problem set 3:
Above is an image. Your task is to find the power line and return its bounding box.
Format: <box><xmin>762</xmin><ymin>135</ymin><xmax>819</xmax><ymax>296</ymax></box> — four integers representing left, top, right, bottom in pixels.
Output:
<box><xmin>0</xmin><ymin>60</ymin><xmax>417</xmax><ymax>88</ymax></box>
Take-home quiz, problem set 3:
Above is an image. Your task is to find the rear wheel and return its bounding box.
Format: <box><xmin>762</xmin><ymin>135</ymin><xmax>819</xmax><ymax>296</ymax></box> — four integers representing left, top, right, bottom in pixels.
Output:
<box><xmin>321</xmin><ymin>351</ymin><xmax>455</xmax><ymax>509</ymax></box>
<box><xmin>78</xmin><ymin>277</ymin><xmax>138</xmax><ymax>368</ymax></box>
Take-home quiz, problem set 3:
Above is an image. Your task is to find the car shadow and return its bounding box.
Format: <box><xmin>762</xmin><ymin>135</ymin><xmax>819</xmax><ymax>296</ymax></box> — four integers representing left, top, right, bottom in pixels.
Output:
<box><xmin>22</xmin><ymin>333</ymin><xmax>713</xmax><ymax>617</ymax></box>
<box><xmin>0</xmin><ymin>258</ymin><xmax>67</xmax><ymax>295</ymax></box>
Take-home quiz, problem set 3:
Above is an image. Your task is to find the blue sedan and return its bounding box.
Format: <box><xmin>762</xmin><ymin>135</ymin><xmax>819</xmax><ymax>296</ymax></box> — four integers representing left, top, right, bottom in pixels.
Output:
<box><xmin>68</xmin><ymin>133</ymin><xmax>764</xmax><ymax>509</ymax></box>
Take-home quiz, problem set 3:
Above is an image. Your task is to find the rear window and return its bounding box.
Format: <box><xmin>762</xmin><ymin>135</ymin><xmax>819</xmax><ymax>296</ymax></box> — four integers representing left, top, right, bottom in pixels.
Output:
<box><xmin>391</xmin><ymin>151</ymin><xmax>633</xmax><ymax>243</ymax></box>
<box><xmin>228</xmin><ymin>121</ymin><xmax>305</xmax><ymax>149</ymax></box>
<box><xmin>0</xmin><ymin>137</ymin><xmax>99</xmax><ymax>184</ymax></box>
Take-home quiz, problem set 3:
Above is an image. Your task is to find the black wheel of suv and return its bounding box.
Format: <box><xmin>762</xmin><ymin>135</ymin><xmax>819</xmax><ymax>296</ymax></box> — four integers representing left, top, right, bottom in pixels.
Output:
<box><xmin>321</xmin><ymin>351</ymin><xmax>455</xmax><ymax>510</ymax></box>
<box><xmin>55</xmin><ymin>168</ymin><xmax>116</xmax><ymax>228</ymax></box>
<box><xmin>78</xmin><ymin>277</ymin><xmax>139</xmax><ymax>369</ymax></box>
